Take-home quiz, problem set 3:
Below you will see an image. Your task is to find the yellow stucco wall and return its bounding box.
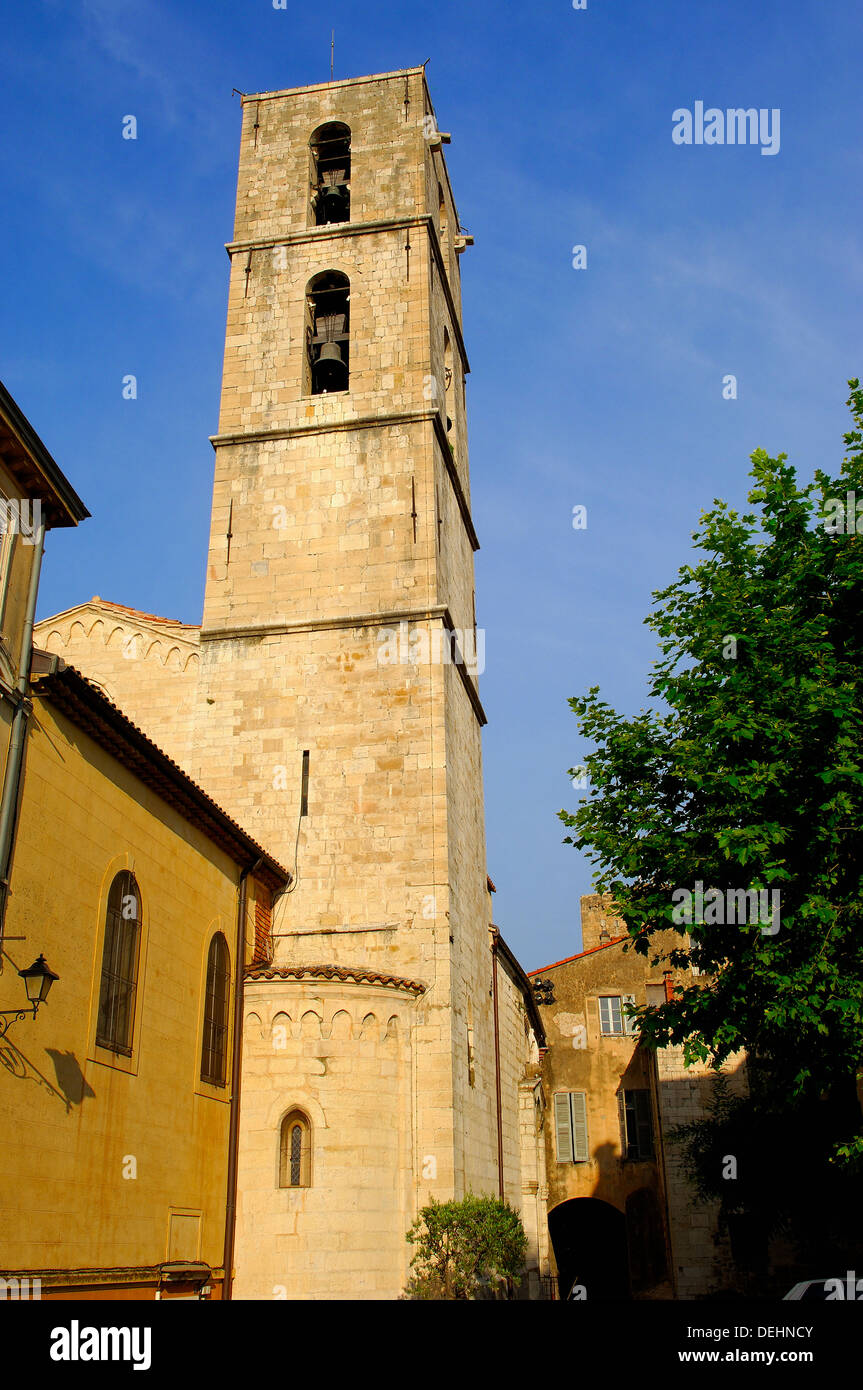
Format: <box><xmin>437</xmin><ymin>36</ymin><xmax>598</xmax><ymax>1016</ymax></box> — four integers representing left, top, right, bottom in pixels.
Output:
<box><xmin>0</xmin><ymin>690</ymin><xmax>252</xmax><ymax>1297</ymax></box>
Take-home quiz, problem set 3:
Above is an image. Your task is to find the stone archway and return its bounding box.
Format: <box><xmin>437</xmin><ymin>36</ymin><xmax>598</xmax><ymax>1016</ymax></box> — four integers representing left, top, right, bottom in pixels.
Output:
<box><xmin>547</xmin><ymin>1197</ymin><xmax>630</xmax><ymax>1300</ymax></box>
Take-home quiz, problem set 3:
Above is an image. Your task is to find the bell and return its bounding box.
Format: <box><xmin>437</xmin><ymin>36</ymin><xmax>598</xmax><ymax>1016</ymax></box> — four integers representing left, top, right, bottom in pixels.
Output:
<box><xmin>319</xmin><ymin>184</ymin><xmax>348</xmax><ymax>224</ymax></box>
<box><xmin>313</xmin><ymin>341</ymin><xmax>348</xmax><ymax>393</ymax></box>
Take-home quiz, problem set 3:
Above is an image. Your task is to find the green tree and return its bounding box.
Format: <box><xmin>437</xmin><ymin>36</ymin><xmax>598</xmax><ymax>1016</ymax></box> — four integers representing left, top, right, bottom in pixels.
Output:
<box><xmin>402</xmin><ymin>1195</ymin><xmax>528</xmax><ymax>1300</ymax></box>
<box><xmin>560</xmin><ymin>380</ymin><xmax>863</xmax><ymax>1167</ymax></box>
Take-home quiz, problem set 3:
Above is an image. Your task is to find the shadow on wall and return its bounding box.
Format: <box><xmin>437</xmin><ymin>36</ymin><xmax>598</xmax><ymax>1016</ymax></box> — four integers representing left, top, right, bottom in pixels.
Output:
<box><xmin>0</xmin><ymin>1039</ymin><xmax>94</xmax><ymax>1113</ymax></box>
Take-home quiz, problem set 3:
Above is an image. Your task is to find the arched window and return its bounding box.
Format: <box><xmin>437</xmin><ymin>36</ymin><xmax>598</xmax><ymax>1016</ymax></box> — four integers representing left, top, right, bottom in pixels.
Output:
<box><xmin>279</xmin><ymin>1109</ymin><xmax>312</xmax><ymax>1188</ymax></box>
<box><xmin>306</xmin><ymin>271</ymin><xmax>350</xmax><ymax>396</ymax></box>
<box><xmin>96</xmin><ymin>871</ymin><xmax>141</xmax><ymax>1055</ymax></box>
<box><xmin>200</xmin><ymin>932</ymin><xmax>231</xmax><ymax>1085</ymax></box>
<box><xmin>310</xmin><ymin>122</ymin><xmax>351</xmax><ymax>226</ymax></box>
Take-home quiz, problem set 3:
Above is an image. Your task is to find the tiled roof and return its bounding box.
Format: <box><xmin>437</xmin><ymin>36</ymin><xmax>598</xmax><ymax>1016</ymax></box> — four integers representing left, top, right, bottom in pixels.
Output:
<box><xmin>88</xmin><ymin>597</ymin><xmax>200</xmax><ymax>629</ymax></box>
<box><xmin>245</xmin><ymin>964</ymin><xmax>427</xmax><ymax>995</ymax></box>
<box><xmin>529</xmin><ymin>935</ymin><xmax>629</xmax><ymax>976</ymax></box>
<box><xmin>33</xmin><ymin>655</ymin><xmax>289</xmax><ymax>894</ymax></box>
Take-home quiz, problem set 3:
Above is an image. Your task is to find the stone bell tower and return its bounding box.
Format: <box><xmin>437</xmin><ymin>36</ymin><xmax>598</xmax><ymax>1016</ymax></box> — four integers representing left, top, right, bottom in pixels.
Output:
<box><xmin>190</xmin><ymin>67</ymin><xmax>514</xmax><ymax>1300</ymax></box>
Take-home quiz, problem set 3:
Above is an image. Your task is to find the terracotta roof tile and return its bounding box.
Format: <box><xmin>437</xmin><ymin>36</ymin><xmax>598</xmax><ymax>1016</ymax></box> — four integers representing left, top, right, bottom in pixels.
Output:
<box><xmin>529</xmin><ymin>935</ymin><xmax>629</xmax><ymax>975</ymax></box>
<box><xmin>89</xmin><ymin>596</ymin><xmax>200</xmax><ymax>629</ymax></box>
<box><xmin>245</xmin><ymin>964</ymin><xmax>427</xmax><ymax>994</ymax></box>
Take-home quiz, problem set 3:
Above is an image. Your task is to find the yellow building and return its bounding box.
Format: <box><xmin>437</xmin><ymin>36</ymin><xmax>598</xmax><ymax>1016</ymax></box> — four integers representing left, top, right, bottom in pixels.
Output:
<box><xmin>0</xmin><ymin>385</ymin><xmax>290</xmax><ymax>1300</ymax></box>
<box><xmin>530</xmin><ymin>896</ymin><xmax>746</xmax><ymax>1299</ymax></box>
<box><xmin>0</xmin><ymin>656</ymin><xmax>289</xmax><ymax>1299</ymax></box>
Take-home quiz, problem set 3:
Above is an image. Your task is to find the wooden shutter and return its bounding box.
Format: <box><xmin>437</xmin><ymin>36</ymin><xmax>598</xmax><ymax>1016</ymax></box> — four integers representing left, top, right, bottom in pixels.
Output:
<box><xmin>554</xmin><ymin>1092</ymin><xmax>574</xmax><ymax>1163</ymax></box>
<box><xmin>571</xmin><ymin>1091</ymin><xmax>589</xmax><ymax>1162</ymax></box>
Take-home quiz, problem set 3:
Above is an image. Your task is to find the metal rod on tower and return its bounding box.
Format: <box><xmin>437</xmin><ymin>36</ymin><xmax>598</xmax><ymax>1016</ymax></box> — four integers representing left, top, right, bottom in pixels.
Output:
<box><xmin>331</xmin><ymin>30</ymin><xmax>334</xmax><ymax>80</ymax></box>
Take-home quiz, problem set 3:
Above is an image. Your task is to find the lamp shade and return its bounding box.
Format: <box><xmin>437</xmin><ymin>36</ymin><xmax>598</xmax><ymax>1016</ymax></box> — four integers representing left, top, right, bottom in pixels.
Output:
<box><xmin>18</xmin><ymin>954</ymin><xmax>59</xmax><ymax>1006</ymax></box>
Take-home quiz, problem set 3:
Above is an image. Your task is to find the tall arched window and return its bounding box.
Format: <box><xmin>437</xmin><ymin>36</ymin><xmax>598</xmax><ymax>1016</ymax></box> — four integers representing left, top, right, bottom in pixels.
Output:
<box><xmin>96</xmin><ymin>871</ymin><xmax>141</xmax><ymax>1055</ymax></box>
<box><xmin>306</xmin><ymin>271</ymin><xmax>350</xmax><ymax>396</ymax></box>
<box><xmin>200</xmin><ymin>932</ymin><xmax>231</xmax><ymax>1085</ymax></box>
<box><xmin>310</xmin><ymin>122</ymin><xmax>351</xmax><ymax>226</ymax></box>
<box><xmin>279</xmin><ymin>1109</ymin><xmax>312</xmax><ymax>1188</ymax></box>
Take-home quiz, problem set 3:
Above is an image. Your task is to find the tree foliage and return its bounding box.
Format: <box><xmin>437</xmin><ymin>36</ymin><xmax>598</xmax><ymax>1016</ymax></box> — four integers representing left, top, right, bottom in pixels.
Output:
<box><xmin>402</xmin><ymin>1195</ymin><xmax>528</xmax><ymax>1300</ymax></box>
<box><xmin>560</xmin><ymin>381</ymin><xmax>863</xmax><ymax>1165</ymax></box>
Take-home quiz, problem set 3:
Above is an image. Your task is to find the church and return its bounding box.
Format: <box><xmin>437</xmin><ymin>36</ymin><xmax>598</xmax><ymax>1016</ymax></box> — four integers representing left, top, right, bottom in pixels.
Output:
<box><xmin>37</xmin><ymin>67</ymin><xmax>550</xmax><ymax>1300</ymax></box>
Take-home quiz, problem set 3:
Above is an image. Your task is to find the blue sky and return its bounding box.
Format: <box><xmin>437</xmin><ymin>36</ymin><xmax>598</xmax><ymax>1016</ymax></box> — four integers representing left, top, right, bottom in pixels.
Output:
<box><xmin>3</xmin><ymin>0</ymin><xmax>860</xmax><ymax>970</ymax></box>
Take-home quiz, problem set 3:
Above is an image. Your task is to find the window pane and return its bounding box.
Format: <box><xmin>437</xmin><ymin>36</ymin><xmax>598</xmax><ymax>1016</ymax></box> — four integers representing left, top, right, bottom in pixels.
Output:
<box><xmin>96</xmin><ymin>873</ymin><xmax>140</xmax><ymax>1054</ymax></box>
<box><xmin>599</xmin><ymin>996</ymin><xmax>622</xmax><ymax>1033</ymax></box>
<box><xmin>201</xmin><ymin>934</ymin><xmax>230</xmax><ymax>1084</ymax></box>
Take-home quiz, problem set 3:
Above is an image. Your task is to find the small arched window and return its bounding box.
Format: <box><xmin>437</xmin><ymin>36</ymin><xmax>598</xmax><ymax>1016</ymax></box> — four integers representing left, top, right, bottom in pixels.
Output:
<box><xmin>310</xmin><ymin>122</ymin><xmax>351</xmax><ymax>226</ymax></box>
<box><xmin>306</xmin><ymin>271</ymin><xmax>350</xmax><ymax>396</ymax></box>
<box><xmin>200</xmin><ymin>932</ymin><xmax>231</xmax><ymax>1085</ymax></box>
<box><xmin>96</xmin><ymin>871</ymin><xmax>142</xmax><ymax>1055</ymax></box>
<box><xmin>279</xmin><ymin>1109</ymin><xmax>312</xmax><ymax>1188</ymax></box>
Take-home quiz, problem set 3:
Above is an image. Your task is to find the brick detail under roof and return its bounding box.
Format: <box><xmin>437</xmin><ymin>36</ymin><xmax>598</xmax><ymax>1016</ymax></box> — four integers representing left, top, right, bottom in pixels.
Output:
<box><xmin>252</xmin><ymin>894</ymin><xmax>274</xmax><ymax>966</ymax></box>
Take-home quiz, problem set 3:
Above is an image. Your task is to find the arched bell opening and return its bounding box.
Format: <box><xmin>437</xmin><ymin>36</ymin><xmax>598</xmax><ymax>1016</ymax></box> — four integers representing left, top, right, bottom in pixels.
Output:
<box><xmin>306</xmin><ymin>271</ymin><xmax>350</xmax><ymax>396</ymax></box>
<box><xmin>309</xmin><ymin>122</ymin><xmax>351</xmax><ymax>226</ymax></box>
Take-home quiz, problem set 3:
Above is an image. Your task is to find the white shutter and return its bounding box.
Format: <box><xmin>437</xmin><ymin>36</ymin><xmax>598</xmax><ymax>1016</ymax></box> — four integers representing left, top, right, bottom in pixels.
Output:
<box><xmin>554</xmin><ymin>1093</ymin><xmax>573</xmax><ymax>1163</ymax></box>
<box><xmin>623</xmin><ymin>994</ymin><xmax>638</xmax><ymax>1035</ymax></box>
<box><xmin>571</xmin><ymin>1092</ymin><xmax>589</xmax><ymax>1162</ymax></box>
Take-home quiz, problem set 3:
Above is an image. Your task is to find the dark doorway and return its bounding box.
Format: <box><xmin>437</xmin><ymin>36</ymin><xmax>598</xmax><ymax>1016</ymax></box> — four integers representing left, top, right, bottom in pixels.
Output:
<box><xmin>548</xmin><ymin>1198</ymin><xmax>631</xmax><ymax>1300</ymax></box>
<box><xmin>625</xmin><ymin>1187</ymin><xmax>668</xmax><ymax>1292</ymax></box>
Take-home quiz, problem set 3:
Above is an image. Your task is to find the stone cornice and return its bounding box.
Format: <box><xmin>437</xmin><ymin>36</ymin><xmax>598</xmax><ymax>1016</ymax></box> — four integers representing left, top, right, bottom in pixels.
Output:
<box><xmin>210</xmin><ymin>407</ymin><xmax>435</xmax><ymax>448</ymax></box>
<box><xmin>245</xmin><ymin>964</ymin><xmax>427</xmax><ymax>995</ymax></box>
<box><xmin>225</xmin><ymin>214</ymin><xmax>470</xmax><ymax>375</ymax></box>
<box><xmin>200</xmin><ymin>604</ymin><xmax>487</xmax><ymax>727</ymax></box>
<box><xmin>209</xmin><ymin>409</ymin><xmax>480</xmax><ymax>554</ymax></box>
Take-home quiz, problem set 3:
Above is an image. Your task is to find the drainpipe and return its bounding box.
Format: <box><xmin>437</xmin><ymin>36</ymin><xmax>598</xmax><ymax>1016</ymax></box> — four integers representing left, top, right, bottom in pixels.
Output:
<box><xmin>490</xmin><ymin>928</ymin><xmax>504</xmax><ymax>1200</ymax></box>
<box><xmin>222</xmin><ymin>855</ymin><xmax>263</xmax><ymax>1300</ymax></box>
<box><xmin>0</xmin><ymin>519</ymin><xmax>45</xmax><ymax>960</ymax></box>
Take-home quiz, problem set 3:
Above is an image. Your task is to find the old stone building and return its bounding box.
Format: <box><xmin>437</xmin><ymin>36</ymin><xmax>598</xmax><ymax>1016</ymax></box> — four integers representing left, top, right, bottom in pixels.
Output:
<box><xmin>530</xmin><ymin>896</ymin><xmax>747</xmax><ymax>1299</ymax></box>
<box><xmin>37</xmin><ymin>68</ymin><xmax>548</xmax><ymax>1299</ymax></box>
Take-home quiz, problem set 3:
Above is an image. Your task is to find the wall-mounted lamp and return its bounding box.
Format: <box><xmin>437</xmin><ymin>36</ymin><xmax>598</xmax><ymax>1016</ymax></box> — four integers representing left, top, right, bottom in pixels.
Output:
<box><xmin>532</xmin><ymin>978</ymin><xmax>555</xmax><ymax>1006</ymax></box>
<box><xmin>0</xmin><ymin>954</ymin><xmax>58</xmax><ymax>1036</ymax></box>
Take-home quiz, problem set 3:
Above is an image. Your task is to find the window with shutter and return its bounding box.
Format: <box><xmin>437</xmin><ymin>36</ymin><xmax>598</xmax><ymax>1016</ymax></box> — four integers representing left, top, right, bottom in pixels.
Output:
<box><xmin>554</xmin><ymin>1092</ymin><xmax>589</xmax><ymax>1164</ymax></box>
<box><xmin>570</xmin><ymin>1091</ymin><xmax>589</xmax><ymax>1162</ymax></box>
<box><xmin>623</xmin><ymin>1088</ymin><xmax>655</xmax><ymax>1160</ymax></box>
<box><xmin>554</xmin><ymin>1092</ymin><xmax>573</xmax><ymax>1163</ymax></box>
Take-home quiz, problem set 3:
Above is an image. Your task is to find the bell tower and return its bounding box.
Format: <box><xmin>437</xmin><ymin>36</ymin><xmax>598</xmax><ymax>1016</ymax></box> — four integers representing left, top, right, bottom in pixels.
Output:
<box><xmin>194</xmin><ymin>68</ymin><xmax>506</xmax><ymax>1300</ymax></box>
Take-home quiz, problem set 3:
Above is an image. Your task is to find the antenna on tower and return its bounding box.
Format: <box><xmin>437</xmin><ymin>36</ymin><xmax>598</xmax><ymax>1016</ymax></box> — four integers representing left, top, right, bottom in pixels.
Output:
<box><xmin>331</xmin><ymin>29</ymin><xmax>335</xmax><ymax>80</ymax></box>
